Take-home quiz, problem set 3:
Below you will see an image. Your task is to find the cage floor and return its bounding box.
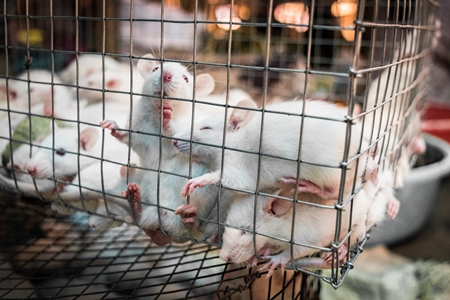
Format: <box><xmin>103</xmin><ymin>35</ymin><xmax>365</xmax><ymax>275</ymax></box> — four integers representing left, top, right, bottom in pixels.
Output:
<box><xmin>0</xmin><ymin>190</ymin><xmax>319</xmax><ymax>300</ymax></box>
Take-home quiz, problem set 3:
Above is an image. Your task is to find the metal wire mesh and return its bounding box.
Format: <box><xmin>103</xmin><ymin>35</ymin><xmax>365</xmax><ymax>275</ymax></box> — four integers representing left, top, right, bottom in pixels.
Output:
<box><xmin>0</xmin><ymin>0</ymin><xmax>440</xmax><ymax>298</ymax></box>
<box><xmin>0</xmin><ymin>191</ymin><xmax>320</xmax><ymax>299</ymax></box>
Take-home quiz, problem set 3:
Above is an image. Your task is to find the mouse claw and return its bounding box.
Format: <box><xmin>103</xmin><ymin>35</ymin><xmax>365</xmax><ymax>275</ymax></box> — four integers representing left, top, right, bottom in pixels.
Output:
<box><xmin>259</xmin><ymin>253</ymin><xmax>288</xmax><ymax>278</ymax></box>
<box><xmin>181</xmin><ymin>173</ymin><xmax>220</xmax><ymax>196</ymax></box>
<box><xmin>100</xmin><ymin>119</ymin><xmax>128</xmax><ymax>141</ymax></box>
<box><xmin>123</xmin><ymin>182</ymin><xmax>142</xmax><ymax>221</ymax></box>
<box><xmin>323</xmin><ymin>243</ymin><xmax>348</xmax><ymax>264</ymax></box>
<box><xmin>175</xmin><ymin>204</ymin><xmax>198</xmax><ymax>230</ymax></box>
<box><xmin>246</xmin><ymin>257</ymin><xmax>259</xmax><ymax>269</ymax></box>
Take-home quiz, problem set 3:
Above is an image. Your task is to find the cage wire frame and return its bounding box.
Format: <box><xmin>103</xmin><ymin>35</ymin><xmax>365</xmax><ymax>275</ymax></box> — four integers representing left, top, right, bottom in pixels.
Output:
<box><xmin>0</xmin><ymin>0</ymin><xmax>439</xmax><ymax>298</ymax></box>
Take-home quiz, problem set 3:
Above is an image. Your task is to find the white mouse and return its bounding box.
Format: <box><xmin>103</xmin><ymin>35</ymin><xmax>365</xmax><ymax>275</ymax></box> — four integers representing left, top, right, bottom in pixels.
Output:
<box><xmin>25</xmin><ymin>124</ymin><xmax>100</xmax><ymax>181</ymax></box>
<box><xmin>100</xmin><ymin>53</ymin><xmax>216</xmax><ymax>167</ymax></box>
<box><xmin>77</xmin><ymin>63</ymin><xmax>144</xmax><ymax>104</ymax></box>
<box><xmin>59</xmin><ymin>54</ymin><xmax>121</xmax><ymax>85</ymax></box>
<box><xmin>0</xmin><ymin>70</ymin><xmax>78</xmax><ymax>135</ymax></box>
<box><xmin>175</xmin><ymin>99</ymin><xmax>376</xmax><ymax>202</ymax></box>
<box><xmin>100</xmin><ymin>54</ymin><xmax>257</xmax><ymax>244</ymax></box>
<box><xmin>120</xmin><ymin>149</ymin><xmax>223</xmax><ymax>246</ymax></box>
<box><xmin>17</xmin><ymin>69</ymin><xmax>80</xmax><ymax>116</ymax></box>
<box><xmin>219</xmin><ymin>182</ymin><xmax>371</xmax><ymax>278</ymax></box>
<box><xmin>25</xmin><ymin>121</ymin><xmax>132</xmax><ymax>182</ymax></box>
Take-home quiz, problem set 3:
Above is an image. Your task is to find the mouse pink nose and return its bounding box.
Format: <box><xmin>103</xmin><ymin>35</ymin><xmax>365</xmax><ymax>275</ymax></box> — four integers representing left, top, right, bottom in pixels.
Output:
<box><xmin>173</xmin><ymin>140</ymin><xmax>178</xmax><ymax>147</ymax></box>
<box><xmin>163</xmin><ymin>72</ymin><xmax>172</xmax><ymax>83</ymax></box>
<box><xmin>27</xmin><ymin>166</ymin><xmax>37</xmax><ymax>176</ymax></box>
<box><xmin>220</xmin><ymin>254</ymin><xmax>231</xmax><ymax>263</ymax></box>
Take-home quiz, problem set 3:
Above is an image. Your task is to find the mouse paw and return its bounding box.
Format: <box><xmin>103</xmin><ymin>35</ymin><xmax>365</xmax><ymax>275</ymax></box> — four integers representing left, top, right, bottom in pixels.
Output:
<box><xmin>386</xmin><ymin>195</ymin><xmax>400</xmax><ymax>219</ymax></box>
<box><xmin>100</xmin><ymin>119</ymin><xmax>128</xmax><ymax>141</ymax></box>
<box><xmin>323</xmin><ymin>243</ymin><xmax>348</xmax><ymax>264</ymax></box>
<box><xmin>174</xmin><ymin>204</ymin><xmax>198</xmax><ymax>225</ymax></box>
<box><xmin>181</xmin><ymin>173</ymin><xmax>220</xmax><ymax>196</ymax></box>
<box><xmin>259</xmin><ymin>252</ymin><xmax>289</xmax><ymax>278</ymax></box>
<box><xmin>246</xmin><ymin>256</ymin><xmax>259</xmax><ymax>269</ymax></box>
<box><xmin>122</xmin><ymin>182</ymin><xmax>142</xmax><ymax>221</ymax></box>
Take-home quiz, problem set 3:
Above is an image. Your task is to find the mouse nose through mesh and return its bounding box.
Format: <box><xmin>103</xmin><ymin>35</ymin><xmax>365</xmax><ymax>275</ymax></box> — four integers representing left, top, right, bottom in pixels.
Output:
<box><xmin>163</xmin><ymin>71</ymin><xmax>172</xmax><ymax>83</ymax></box>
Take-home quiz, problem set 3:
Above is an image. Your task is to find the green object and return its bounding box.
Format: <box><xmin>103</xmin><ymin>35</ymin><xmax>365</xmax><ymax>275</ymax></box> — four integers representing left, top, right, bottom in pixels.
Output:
<box><xmin>1</xmin><ymin>116</ymin><xmax>69</xmax><ymax>166</ymax></box>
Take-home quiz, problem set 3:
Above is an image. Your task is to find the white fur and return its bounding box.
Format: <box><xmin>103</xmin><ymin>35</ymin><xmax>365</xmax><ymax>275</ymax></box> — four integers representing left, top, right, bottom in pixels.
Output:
<box><xmin>59</xmin><ymin>54</ymin><xmax>121</xmax><ymax>85</ymax></box>
<box><xmin>220</xmin><ymin>187</ymin><xmax>370</xmax><ymax>268</ymax></box>
<box><xmin>101</xmin><ymin>54</ymin><xmax>253</xmax><ymax>243</ymax></box>
<box><xmin>77</xmin><ymin>63</ymin><xmax>144</xmax><ymax>104</ymax></box>
<box><xmin>25</xmin><ymin>124</ymin><xmax>131</xmax><ymax>181</ymax></box>
<box><xmin>175</xmin><ymin>100</ymin><xmax>371</xmax><ymax>199</ymax></box>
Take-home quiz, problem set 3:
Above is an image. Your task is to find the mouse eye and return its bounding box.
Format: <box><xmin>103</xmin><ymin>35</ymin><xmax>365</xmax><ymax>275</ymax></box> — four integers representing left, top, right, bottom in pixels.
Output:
<box><xmin>200</xmin><ymin>126</ymin><xmax>212</xmax><ymax>130</ymax></box>
<box><xmin>239</xmin><ymin>229</ymin><xmax>250</xmax><ymax>236</ymax></box>
<box><xmin>152</xmin><ymin>67</ymin><xmax>159</xmax><ymax>73</ymax></box>
<box><xmin>183</xmin><ymin>75</ymin><xmax>188</xmax><ymax>83</ymax></box>
<box><xmin>55</xmin><ymin>148</ymin><xmax>66</xmax><ymax>156</ymax></box>
<box><xmin>9</xmin><ymin>90</ymin><xmax>17</xmax><ymax>100</ymax></box>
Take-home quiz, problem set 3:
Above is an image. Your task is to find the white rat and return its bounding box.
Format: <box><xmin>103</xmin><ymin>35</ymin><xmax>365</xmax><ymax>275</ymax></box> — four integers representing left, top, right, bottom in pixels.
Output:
<box><xmin>0</xmin><ymin>69</ymin><xmax>79</xmax><ymax>135</ymax></box>
<box><xmin>219</xmin><ymin>183</ymin><xmax>371</xmax><ymax>278</ymax></box>
<box><xmin>2</xmin><ymin>69</ymin><xmax>84</xmax><ymax>120</ymax></box>
<box><xmin>25</xmin><ymin>122</ymin><xmax>132</xmax><ymax>183</ymax></box>
<box><xmin>59</xmin><ymin>54</ymin><xmax>121</xmax><ymax>85</ymax></box>
<box><xmin>120</xmin><ymin>151</ymin><xmax>226</xmax><ymax>246</ymax></box>
<box><xmin>49</xmin><ymin>160</ymin><xmax>139</xmax><ymax>216</ymax></box>
<box><xmin>101</xmin><ymin>54</ymin><xmax>254</xmax><ymax>244</ymax></box>
<box><xmin>100</xmin><ymin>53</ymin><xmax>216</xmax><ymax>167</ymax></box>
<box><xmin>77</xmin><ymin>63</ymin><xmax>144</xmax><ymax>104</ymax></box>
<box><xmin>175</xmin><ymin>99</ymin><xmax>377</xmax><ymax>201</ymax></box>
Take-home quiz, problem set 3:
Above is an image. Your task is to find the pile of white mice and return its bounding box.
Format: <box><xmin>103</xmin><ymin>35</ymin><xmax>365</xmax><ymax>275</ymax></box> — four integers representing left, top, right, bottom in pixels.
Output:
<box><xmin>0</xmin><ymin>49</ymin><xmax>425</xmax><ymax>278</ymax></box>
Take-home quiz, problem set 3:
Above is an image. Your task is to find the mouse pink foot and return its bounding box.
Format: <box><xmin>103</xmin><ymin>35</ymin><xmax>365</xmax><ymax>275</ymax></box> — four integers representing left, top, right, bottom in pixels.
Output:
<box><xmin>122</xmin><ymin>182</ymin><xmax>142</xmax><ymax>221</ymax></box>
<box><xmin>174</xmin><ymin>204</ymin><xmax>198</xmax><ymax>226</ymax></box>
<box><xmin>386</xmin><ymin>195</ymin><xmax>400</xmax><ymax>219</ymax></box>
<box><xmin>246</xmin><ymin>256</ymin><xmax>259</xmax><ymax>269</ymax></box>
<box><xmin>260</xmin><ymin>252</ymin><xmax>290</xmax><ymax>279</ymax></box>
<box><xmin>280</xmin><ymin>177</ymin><xmax>338</xmax><ymax>200</ymax></box>
<box><xmin>100</xmin><ymin>119</ymin><xmax>128</xmax><ymax>141</ymax></box>
<box><xmin>181</xmin><ymin>173</ymin><xmax>220</xmax><ymax>197</ymax></box>
<box><xmin>323</xmin><ymin>243</ymin><xmax>348</xmax><ymax>264</ymax></box>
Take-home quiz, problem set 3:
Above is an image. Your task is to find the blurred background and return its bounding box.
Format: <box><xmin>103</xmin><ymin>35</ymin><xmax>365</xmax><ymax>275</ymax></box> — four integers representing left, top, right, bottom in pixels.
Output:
<box><xmin>0</xmin><ymin>0</ymin><xmax>448</xmax><ymax>299</ymax></box>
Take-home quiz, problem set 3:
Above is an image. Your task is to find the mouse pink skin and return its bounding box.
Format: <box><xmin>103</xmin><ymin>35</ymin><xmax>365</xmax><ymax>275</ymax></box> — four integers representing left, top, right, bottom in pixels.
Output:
<box><xmin>124</xmin><ymin>182</ymin><xmax>172</xmax><ymax>246</ymax></box>
<box><xmin>100</xmin><ymin>119</ymin><xmax>129</xmax><ymax>142</ymax></box>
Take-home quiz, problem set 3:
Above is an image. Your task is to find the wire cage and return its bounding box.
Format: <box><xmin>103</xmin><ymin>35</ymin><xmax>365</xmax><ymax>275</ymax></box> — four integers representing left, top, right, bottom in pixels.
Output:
<box><xmin>0</xmin><ymin>0</ymin><xmax>439</xmax><ymax>299</ymax></box>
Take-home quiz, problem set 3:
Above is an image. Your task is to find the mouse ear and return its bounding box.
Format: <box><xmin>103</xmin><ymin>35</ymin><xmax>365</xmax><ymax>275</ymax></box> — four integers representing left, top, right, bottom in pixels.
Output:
<box><xmin>106</xmin><ymin>78</ymin><xmax>119</xmax><ymax>90</ymax></box>
<box><xmin>137</xmin><ymin>54</ymin><xmax>159</xmax><ymax>78</ymax></box>
<box><xmin>0</xmin><ymin>82</ymin><xmax>18</xmax><ymax>101</ymax></box>
<box><xmin>263</xmin><ymin>195</ymin><xmax>292</xmax><ymax>217</ymax></box>
<box><xmin>79</xmin><ymin>127</ymin><xmax>99</xmax><ymax>151</ymax></box>
<box><xmin>195</xmin><ymin>74</ymin><xmax>215</xmax><ymax>99</ymax></box>
<box><xmin>228</xmin><ymin>99</ymin><xmax>257</xmax><ymax>131</ymax></box>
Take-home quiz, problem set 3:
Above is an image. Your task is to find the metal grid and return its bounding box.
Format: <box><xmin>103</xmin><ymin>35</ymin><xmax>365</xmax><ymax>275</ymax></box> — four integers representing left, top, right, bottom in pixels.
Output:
<box><xmin>0</xmin><ymin>191</ymin><xmax>318</xmax><ymax>299</ymax></box>
<box><xmin>0</xmin><ymin>0</ymin><xmax>439</xmax><ymax>298</ymax></box>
